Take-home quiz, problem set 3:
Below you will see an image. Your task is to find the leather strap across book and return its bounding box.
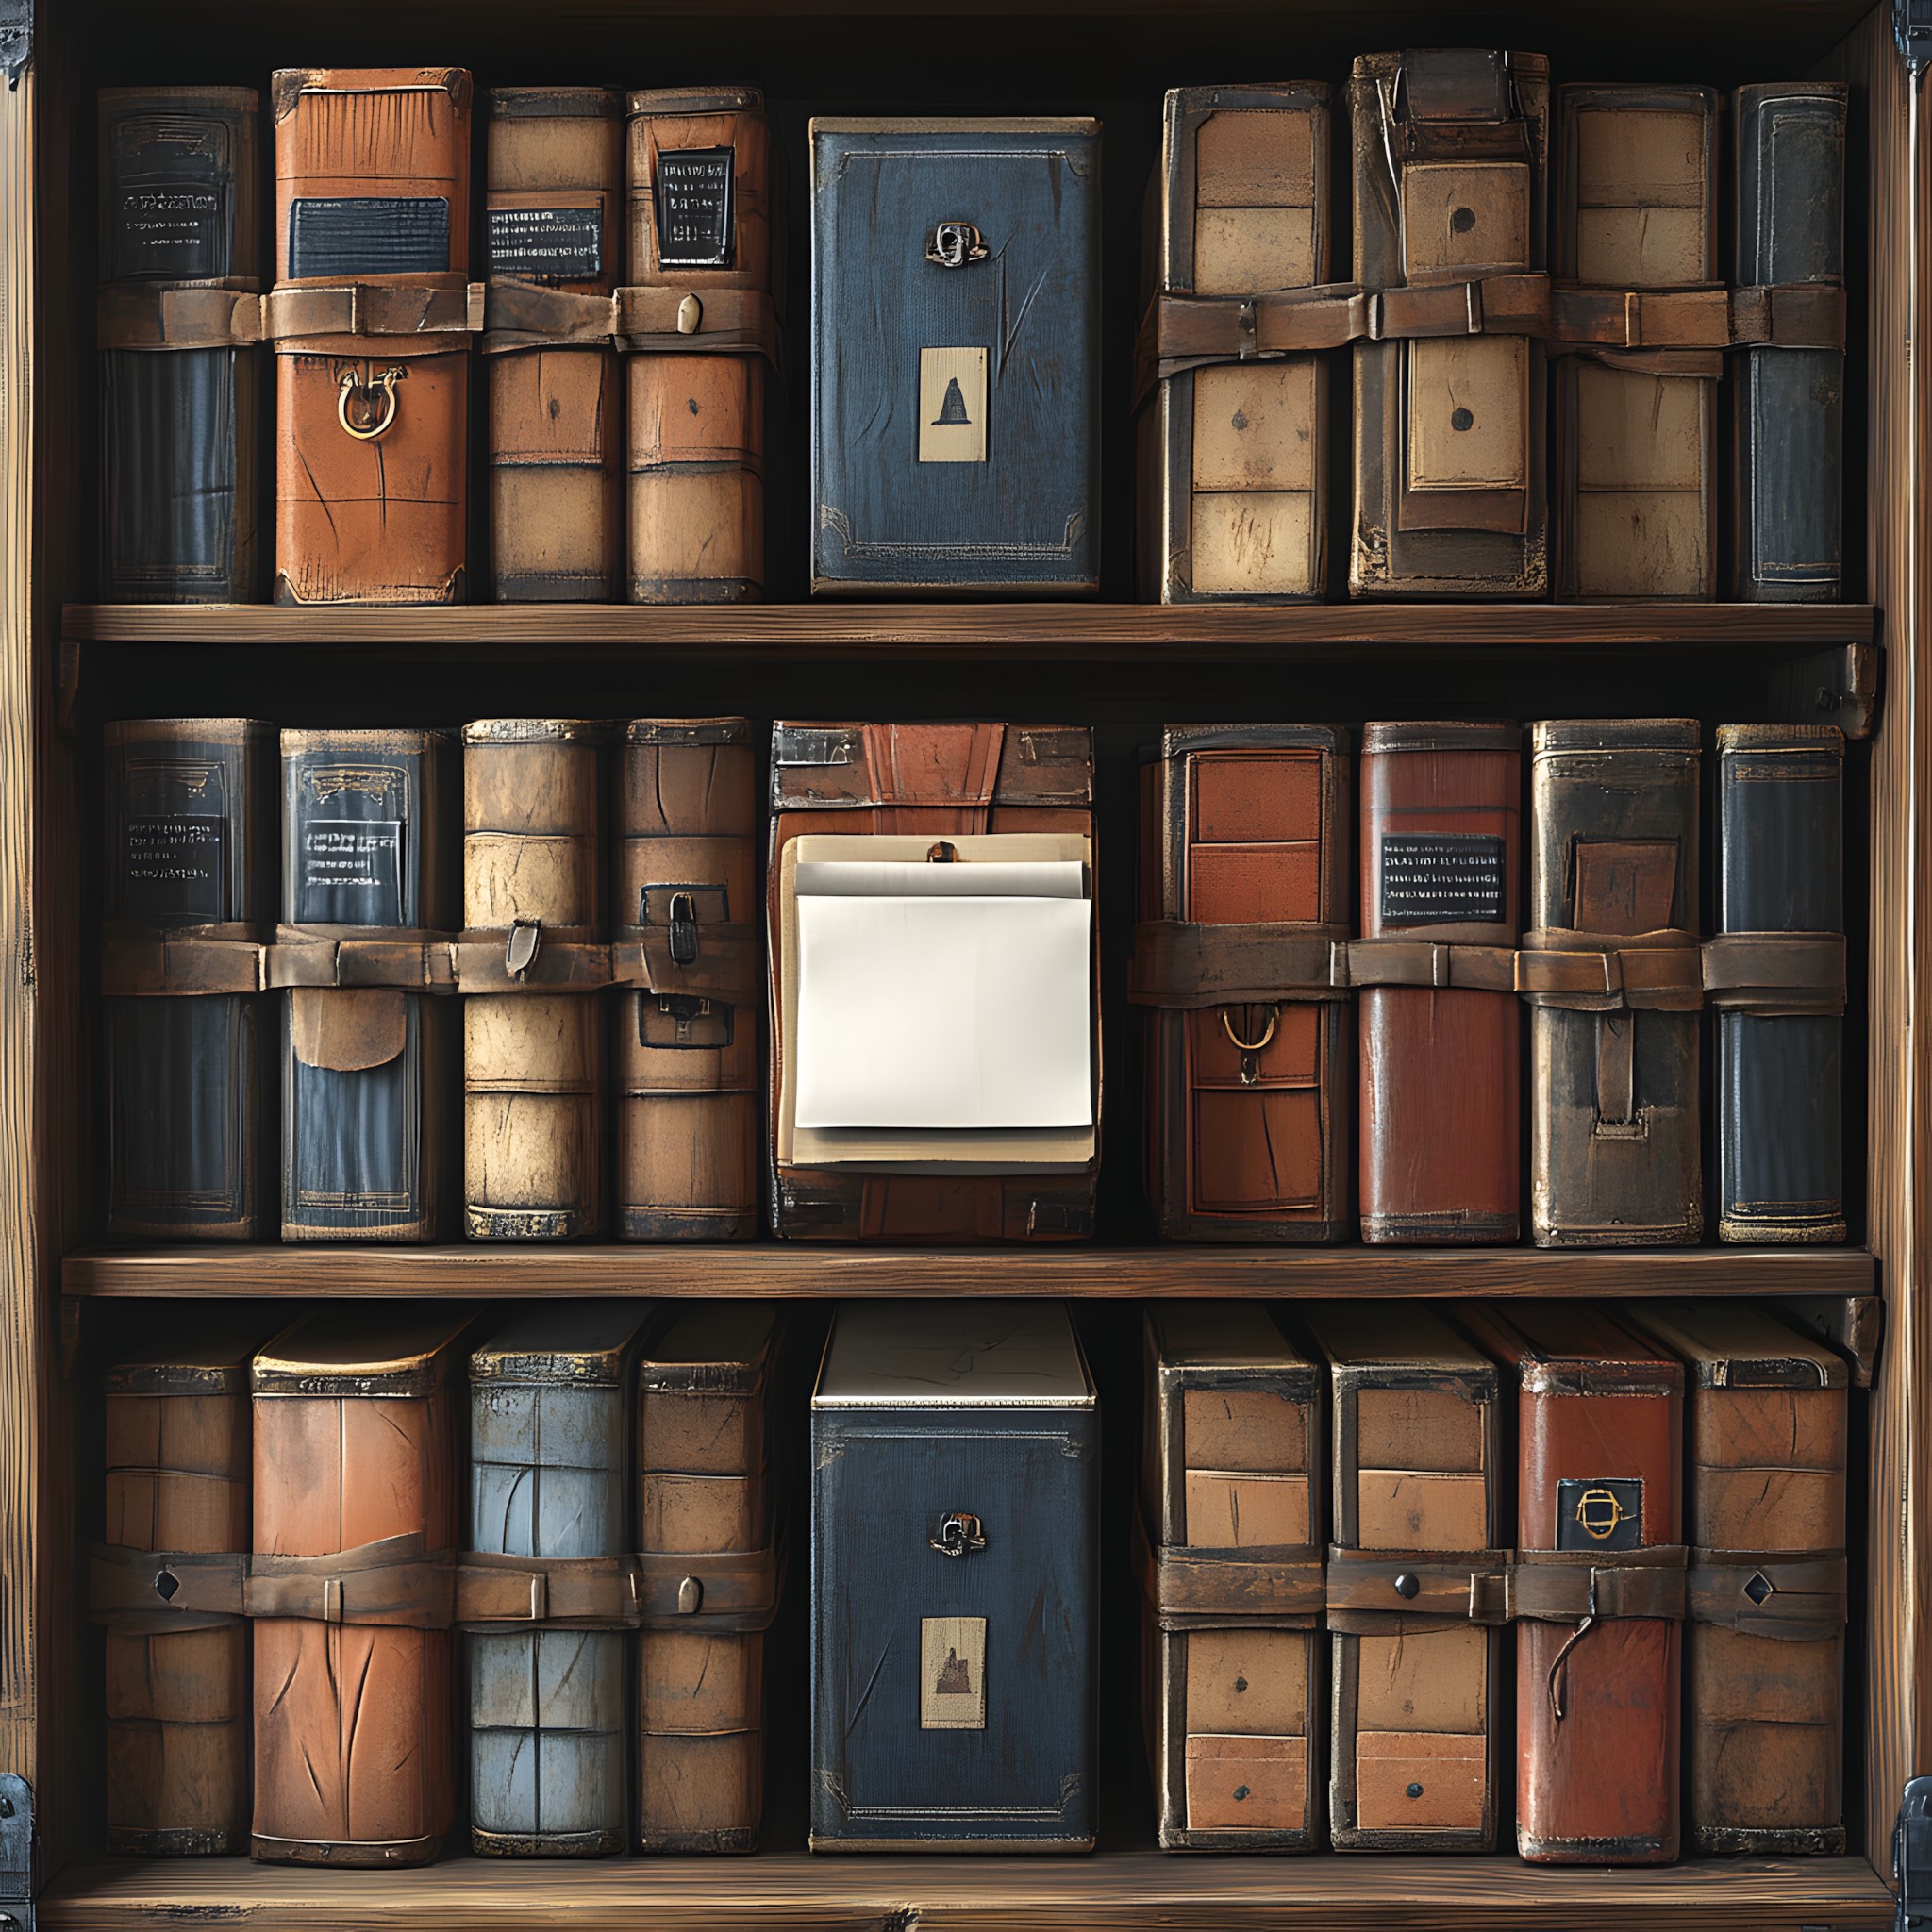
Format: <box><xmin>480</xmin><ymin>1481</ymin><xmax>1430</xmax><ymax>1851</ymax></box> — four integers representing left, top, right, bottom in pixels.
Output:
<box><xmin>1140</xmin><ymin>1305</ymin><xmax>1324</xmax><ymax>1851</ymax></box>
<box><xmin>1138</xmin><ymin>84</ymin><xmax>1332</xmax><ymax>602</ymax></box>
<box><xmin>97</xmin><ymin>88</ymin><xmax>261</xmax><ymax>603</ymax></box>
<box><xmin>1307</xmin><ymin>1304</ymin><xmax>1502</xmax><ymax>1852</ymax></box>
<box><xmin>271</xmin><ymin>67</ymin><xmax>475</xmax><ymax>605</ymax></box>
<box><xmin>483</xmin><ymin>89</ymin><xmax>624</xmax><ymax>603</ymax></box>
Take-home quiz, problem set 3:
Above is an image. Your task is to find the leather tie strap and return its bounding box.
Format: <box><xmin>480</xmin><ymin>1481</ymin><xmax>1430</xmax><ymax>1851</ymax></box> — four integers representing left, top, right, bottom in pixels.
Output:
<box><xmin>1516</xmin><ymin>928</ymin><xmax>1706</xmax><ymax>1012</ymax></box>
<box><xmin>480</xmin><ymin>283</ymin><xmax>784</xmax><ymax>366</ymax></box>
<box><xmin>1547</xmin><ymin>281</ymin><xmax>1847</xmax><ymax>354</ymax></box>
<box><xmin>101</xmin><ymin>922</ymin><xmax>270</xmax><ymax>996</ymax></box>
<box><xmin>1126</xmin><ymin>922</ymin><xmax>1353</xmax><ymax>1008</ymax></box>
<box><xmin>1324</xmin><ymin>1548</ymin><xmax>1517</xmax><ymax>1627</ymax></box>
<box><xmin>1343</xmin><ymin>938</ymin><xmax>1520</xmax><ymax>993</ymax></box>
<box><xmin>450</xmin><ymin>929</ymin><xmax>610</xmax><ymax>992</ymax></box>
<box><xmin>268</xmin><ymin>926</ymin><xmax>460</xmax><ymax>991</ymax></box>
<box><xmin>97</xmin><ymin>282</ymin><xmax>266</xmax><ymax>351</ymax></box>
<box><xmin>264</xmin><ymin>280</ymin><xmax>486</xmax><ymax>342</ymax></box>
<box><xmin>614</xmin><ymin>922</ymin><xmax>762</xmax><ymax>1008</ymax></box>
<box><xmin>455</xmin><ymin>1552</ymin><xmax>641</xmax><ymax>1629</ymax></box>
<box><xmin>1508</xmin><ymin>1546</ymin><xmax>1689</xmax><ymax>1624</ymax></box>
<box><xmin>1132</xmin><ymin>1511</ymin><xmax>1323</xmax><ymax>1626</ymax></box>
<box><xmin>1688</xmin><ymin>1551</ymin><xmax>1848</xmax><ymax>1641</ymax></box>
<box><xmin>1702</xmin><ymin>931</ymin><xmax>1848</xmax><ymax>1016</ymax></box>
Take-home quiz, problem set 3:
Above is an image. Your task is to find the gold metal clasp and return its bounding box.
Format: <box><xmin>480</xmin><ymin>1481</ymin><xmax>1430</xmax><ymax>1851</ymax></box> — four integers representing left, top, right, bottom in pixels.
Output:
<box><xmin>337</xmin><ymin>365</ymin><xmax>404</xmax><ymax>442</ymax></box>
<box><xmin>1221</xmin><ymin>1003</ymin><xmax>1278</xmax><ymax>1086</ymax></box>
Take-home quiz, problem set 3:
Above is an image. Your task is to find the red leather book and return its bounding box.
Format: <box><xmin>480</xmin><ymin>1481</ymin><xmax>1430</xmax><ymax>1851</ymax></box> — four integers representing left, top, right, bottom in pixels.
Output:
<box><xmin>1358</xmin><ymin>722</ymin><xmax>1521</xmax><ymax>1241</ymax></box>
<box><xmin>1458</xmin><ymin>1304</ymin><xmax>1683</xmax><ymax>1864</ymax></box>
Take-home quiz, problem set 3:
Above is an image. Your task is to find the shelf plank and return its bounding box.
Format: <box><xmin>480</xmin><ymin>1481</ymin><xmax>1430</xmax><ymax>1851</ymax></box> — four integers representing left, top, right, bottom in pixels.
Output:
<box><xmin>40</xmin><ymin>1853</ymin><xmax>1895</xmax><ymax>1932</ymax></box>
<box><xmin>61</xmin><ymin>602</ymin><xmax>1879</xmax><ymax>657</ymax></box>
<box><xmin>59</xmin><ymin>1243</ymin><xmax>1879</xmax><ymax>1299</ymax></box>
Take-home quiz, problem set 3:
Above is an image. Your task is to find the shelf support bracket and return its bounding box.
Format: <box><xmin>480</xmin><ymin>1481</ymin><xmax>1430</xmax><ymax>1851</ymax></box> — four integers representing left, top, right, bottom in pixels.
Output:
<box><xmin>1768</xmin><ymin>641</ymin><xmax>1881</xmax><ymax>741</ymax></box>
<box><xmin>0</xmin><ymin>1775</ymin><xmax>35</xmax><ymax>1932</ymax></box>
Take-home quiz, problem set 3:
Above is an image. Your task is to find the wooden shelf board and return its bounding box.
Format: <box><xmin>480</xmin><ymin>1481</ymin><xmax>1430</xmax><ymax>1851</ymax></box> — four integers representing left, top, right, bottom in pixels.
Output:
<box><xmin>61</xmin><ymin>602</ymin><xmax>1879</xmax><ymax>657</ymax></box>
<box><xmin>59</xmin><ymin>1243</ymin><xmax>1879</xmax><ymax>1298</ymax></box>
<box><xmin>39</xmin><ymin>1852</ymin><xmax>1895</xmax><ymax>1931</ymax></box>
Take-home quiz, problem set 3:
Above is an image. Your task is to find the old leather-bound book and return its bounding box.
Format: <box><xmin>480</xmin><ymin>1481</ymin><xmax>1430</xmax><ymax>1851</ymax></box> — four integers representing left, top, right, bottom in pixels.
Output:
<box><xmin>626</xmin><ymin>89</ymin><xmax>771</xmax><ymax>603</ymax></box>
<box><xmin>1528</xmin><ymin>719</ymin><xmax>1703</xmax><ymax>1246</ymax></box>
<box><xmin>1728</xmin><ymin>86</ymin><xmax>1847</xmax><ymax>601</ymax></box>
<box><xmin>1135</xmin><ymin>724</ymin><xmax>1353</xmax><ymax>1242</ymax></box>
<box><xmin>1349</xmin><ymin>50</ymin><xmax>1551</xmax><ymax>599</ymax></box>
<box><xmin>484</xmin><ymin>88</ymin><xmax>624</xmax><ymax>602</ymax></box>
<box><xmin>104</xmin><ymin>718</ymin><xmax>275</xmax><ymax>1241</ymax></box>
<box><xmin>1306</xmin><ymin>1304</ymin><xmax>1502</xmax><ymax>1851</ymax></box>
<box><xmin>1138</xmin><ymin>84</ymin><xmax>1331</xmax><ymax>602</ymax></box>
<box><xmin>98</xmin><ymin>88</ymin><xmax>261</xmax><ymax>602</ymax></box>
<box><xmin>252</xmin><ymin>1311</ymin><xmax>466</xmax><ymax>1866</ymax></box>
<box><xmin>281</xmin><ymin>727</ymin><xmax>457</xmax><ymax>1241</ymax></box>
<box><xmin>1359</xmin><ymin>723</ymin><xmax>1520</xmax><ymax>1241</ymax></box>
<box><xmin>100</xmin><ymin>1320</ymin><xmax>265</xmax><ymax>1855</ymax></box>
<box><xmin>462</xmin><ymin>719</ymin><xmax>606</xmax><ymax>1240</ymax></box>
<box><xmin>811</xmin><ymin>118</ymin><xmax>1100</xmax><ymax>594</ymax></box>
<box><xmin>468</xmin><ymin>1307</ymin><xmax>648</xmax><ymax>1856</ymax></box>
<box><xmin>1458</xmin><ymin>1305</ymin><xmax>1683</xmax><ymax>1864</ymax></box>
<box><xmin>1626</xmin><ymin>1303</ymin><xmax>1847</xmax><ymax>1854</ymax></box>
<box><xmin>1140</xmin><ymin>1304</ymin><xmax>1323</xmax><ymax>1851</ymax></box>
<box><xmin>1716</xmin><ymin>724</ymin><xmax>1846</xmax><ymax>1241</ymax></box>
<box><xmin>1555</xmin><ymin>87</ymin><xmax>1720</xmax><ymax>599</ymax></box>
<box><xmin>769</xmin><ymin>721</ymin><xmax>1098</xmax><ymax>1242</ymax></box>
<box><xmin>638</xmin><ymin>1304</ymin><xmax>782</xmax><ymax>1852</ymax></box>
<box><xmin>272</xmin><ymin>67</ymin><xmax>473</xmax><ymax>605</ymax></box>
<box><xmin>810</xmin><ymin>1302</ymin><xmax>1097</xmax><ymax>1850</ymax></box>
<box><xmin>615</xmin><ymin>719</ymin><xmax>759</xmax><ymax>1240</ymax></box>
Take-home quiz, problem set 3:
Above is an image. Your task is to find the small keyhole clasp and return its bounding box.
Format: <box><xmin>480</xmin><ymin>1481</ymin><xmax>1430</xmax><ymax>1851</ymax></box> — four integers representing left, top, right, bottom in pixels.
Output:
<box><xmin>925</xmin><ymin>222</ymin><xmax>988</xmax><ymax>270</ymax></box>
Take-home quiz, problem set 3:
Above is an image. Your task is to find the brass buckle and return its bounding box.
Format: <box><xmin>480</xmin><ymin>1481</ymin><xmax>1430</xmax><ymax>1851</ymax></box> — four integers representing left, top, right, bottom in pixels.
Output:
<box><xmin>337</xmin><ymin>364</ymin><xmax>404</xmax><ymax>442</ymax></box>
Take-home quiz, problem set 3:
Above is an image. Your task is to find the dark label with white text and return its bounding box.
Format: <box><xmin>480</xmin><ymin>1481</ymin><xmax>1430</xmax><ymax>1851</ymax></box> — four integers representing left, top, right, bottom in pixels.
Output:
<box><xmin>487</xmin><ymin>204</ymin><xmax>603</xmax><ymax>282</ymax></box>
<box><xmin>654</xmin><ymin>148</ymin><xmax>735</xmax><ymax>269</ymax></box>
<box><xmin>1379</xmin><ymin>834</ymin><xmax>1507</xmax><ymax>925</ymax></box>
<box><xmin>114</xmin><ymin>182</ymin><xmax>224</xmax><ymax>281</ymax></box>
<box><xmin>302</xmin><ymin>819</ymin><xmax>403</xmax><ymax>926</ymax></box>
<box><xmin>123</xmin><ymin>814</ymin><xmax>225</xmax><ymax>921</ymax></box>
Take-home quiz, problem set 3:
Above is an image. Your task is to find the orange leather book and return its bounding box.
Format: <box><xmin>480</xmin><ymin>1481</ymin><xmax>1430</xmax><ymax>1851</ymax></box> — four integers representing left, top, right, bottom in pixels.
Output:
<box><xmin>272</xmin><ymin>67</ymin><xmax>473</xmax><ymax>605</ymax></box>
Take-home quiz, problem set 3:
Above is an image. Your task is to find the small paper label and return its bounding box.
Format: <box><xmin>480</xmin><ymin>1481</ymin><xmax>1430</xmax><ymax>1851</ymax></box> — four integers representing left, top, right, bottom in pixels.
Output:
<box><xmin>921</xmin><ymin>1615</ymin><xmax>987</xmax><ymax>1730</ymax></box>
<box><xmin>123</xmin><ymin>813</ymin><xmax>225</xmax><ymax>920</ymax></box>
<box><xmin>1556</xmin><ymin>1477</ymin><xmax>1643</xmax><ymax>1552</ymax></box>
<box><xmin>301</xmin><ymin>819</ymin><xmax>403</xmax><ymax>925</ymax></box>
<box><xmin>1379</xmin><ymin>834</ymin><xmax>1507</xmax><ymax>925</ymax></box>
<box><xmin>115</xmin><ymin>183</ymin><xmax>223</xmax><ymax>281</ymax></box>
<box><xmin>919</xmin><ymin>347</ymin><xmax>989</xmax><ymax>464</ymax></box>
<box><xmin>655</xmin><ymin>148</ymin><xmax>735</xmax><ymax>269</ymax></box>
<box><xmin>487</xmin><ymin>204</ymin><xmax>603</xmax><ymax>282</ymax></box>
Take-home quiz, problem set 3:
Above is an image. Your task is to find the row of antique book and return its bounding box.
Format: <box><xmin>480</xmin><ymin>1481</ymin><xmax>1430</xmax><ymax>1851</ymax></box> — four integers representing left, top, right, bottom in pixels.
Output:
<box><xmin>99</xmin><ymin>58</ymin><xmax>1845</xmax><ymax>605</ymax></box>
<box><xmin>99</xmin><ymin>1296</ymin><xmax>1854</xmax><ymax>1863</ymax></box>
<box><xmin>106</xmin><ymin>715</ymin><xmax>1846</xmax><ymax>1248</ymax></box>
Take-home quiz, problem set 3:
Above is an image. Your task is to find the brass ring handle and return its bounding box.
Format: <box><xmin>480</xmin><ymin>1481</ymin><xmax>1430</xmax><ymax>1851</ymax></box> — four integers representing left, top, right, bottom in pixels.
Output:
<box><xmin>1221</xmin><ymin>1004</ymin><xmax>1278</xmax><ymax>1055</ymax></box>
<box><xmin>337</xmin><ymin>366</ymin><xmax>403</xmax><ymax>442</ymax></box>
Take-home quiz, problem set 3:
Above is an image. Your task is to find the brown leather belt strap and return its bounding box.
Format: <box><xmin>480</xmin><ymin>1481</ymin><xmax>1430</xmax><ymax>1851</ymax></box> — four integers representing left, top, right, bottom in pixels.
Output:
<box><xmin>1516</xmin><ymin>927</ymin><xmax>1706</xmax><ymax>1012</ymax></box>
<box><xmin>97</xmin><ymin>282</ymin><xmax>266</xmax><ymax>350</ymax></box>
<box><xmin>450</xmin><ymin>927</ymin><xmax>610</xmax><ymax>991</ymax></box>
<box><xmin>1343</xmin><ymin>938</ymin><xmax>1519</xmax><ymax>993</ymax></box>
<box><xmin>1548</xmin><ymin>282</ymin><xmax>1846</xmax><ymax>353</ymax></box>
<box><xmin>480</xmin><ymin>283</ymin><xmax>783</xmax><ymax>366</ymax></box>
<box><xmin>455</xmin><ymin>1552</ymin><xmax>640</xmax><ymax>1629</ymax></box>
<box><xmin>1132</xmin><ymin>1511</ymin><xmax>1322</xmax><ymax>1626</ymax></box>
<box><xmin>263</xmin><ymin>280</ymin><xmax>486</xmax><ymax>341</ymax></box>
<box><xmin>1126</xmin><ymin>921</ymin><xmax>1353</xmax><ymax>1007</ymax></box>
<box><xmin>613</xmin><ymin>922</ymin><xmax>761</xmax><ymax>1007</ymax></box>
<box><xmin>92</xmin><ymin>1534</ymin><xmax>456</xmax><ymax>1630</ymax></box>
<box><xmin>1324</xmin><ymin>1548</ymin><xmax>1516</xmax><ymax>1627</ymax></box>
<box><xmin>102</xmin><ymin>922</ymin><xmax>270</xmax><ymax>995</ymax></box>
<box><xmin>1509</xmin><ymin>1546</ymin><xmax>1689</xmax><ymax>1624</ymax></box>
<box><xmin>630</xmin><ymin>1544</ymin><xmax>783</xmax><ymax>1630</ymax></box>
<box><xmin>1703</xmin><ymin>931</ymin><xmax>1848</xmax><ymax>1015</ymax></box>
<box><xmin>268</xmin><ymin>926</ymin><xmax>459</xmax><ymax>991</ymax></box>
<box><xmin>1688</xmin><ymin>1550</ymin><xmax>1848</xmax><ymax>1640</ymax></box>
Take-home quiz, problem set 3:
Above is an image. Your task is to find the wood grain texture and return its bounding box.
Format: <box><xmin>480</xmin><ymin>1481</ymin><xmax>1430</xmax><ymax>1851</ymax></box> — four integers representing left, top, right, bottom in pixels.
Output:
<box><xmin>58</xmin><ymin>1243</ymin><xmax>1877</xmax><ymax>1298</ymax></box>
<box><xmin>36</xmin><ymin>1851</ymin><xmax>1895</xmax><ymax>1930</ymax></box>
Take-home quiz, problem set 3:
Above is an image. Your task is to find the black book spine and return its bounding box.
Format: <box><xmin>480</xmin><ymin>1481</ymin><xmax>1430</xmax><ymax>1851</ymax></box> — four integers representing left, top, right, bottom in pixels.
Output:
<box><xmin>1717</xmin><ymin>724</ymin><xmax>1846</xmax><ymax>1241</ymax></box>
<box><xmin>1727</xmin><ymin>84</ymin><xmax>1846</xmax><ymax>603</ymax></box>
<box><xmin>279</xmin><ymin>729</ymin><xmax>456</xmax><ymax>1241</ymax></box>
<box><xmin>97</xmin><ymin>89</ymin><xmax>262</xmax><ymax>604</ymax></box>
<box><xmin>103</xmin><ymin>720</ymin><xmax>275</xmax><ymax>1240</ymax></box>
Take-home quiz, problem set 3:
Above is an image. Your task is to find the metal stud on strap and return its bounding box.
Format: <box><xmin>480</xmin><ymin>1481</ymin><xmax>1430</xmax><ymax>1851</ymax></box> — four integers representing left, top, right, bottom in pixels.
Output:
<box><xmin>506</xmin><ymin>917</ymin><xmax>541</xmax><ymax>979</ymax></box>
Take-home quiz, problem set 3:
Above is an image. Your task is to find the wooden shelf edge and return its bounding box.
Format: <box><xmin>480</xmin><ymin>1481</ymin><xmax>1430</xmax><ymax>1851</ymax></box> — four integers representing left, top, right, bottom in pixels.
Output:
<box><xmin>60</xmin><ymin>601</ymin><xmax>1881</xmax><ymax>654</ymax></box>
<box><xmin>58</xmin><ymin>1243</ymin><xmax>1880</xmax><ymax>1298</ymax></box>
<box><xmin>38</xmin><ymin>1852</ymin><xmax>1895</xmax><ymax>1931</ymax></box>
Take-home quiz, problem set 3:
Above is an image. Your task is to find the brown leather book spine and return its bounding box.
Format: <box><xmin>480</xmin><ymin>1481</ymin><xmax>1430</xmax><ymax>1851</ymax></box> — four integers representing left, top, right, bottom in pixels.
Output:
<box><xmin>1628</xmin><ymin>1304</ymin><xmax>1849</xmax><ymax>1855</ymax></box>
<box><xmin>462</xmin><ymin>719</ymin><xmax>607</xmax><ymax>1240</ymax></box>
<box><xmin>1141</xmin><ymin>84</ymin><xmax>1330</xmax><ymax>602</ymax></box>
<box><xmin>1144</xmin><ymin>724</ymin><xmax>1353</xmax><ymax>1242</ymax></box>
<box><xmin>251</xmin><ymin>1313</ymin><xmax>465</xmax><ymax>1867</ymax></box>
<box><xmin>625</xmin><ymin>88</ymin><xmax>769</xmax><ymax>604</ymax></box>
<box><xmin>1461</xmin><ymin>1305</ymin><xmax>1683</xmax><ymax>1864</ymax></box>
<box><xmin>103</xmin><ymin>1327</ymin><xmax>263</xmax><ymax>1855</ymax></box>
<box><xmin>615</xmin><ymin>719</ymin><xmax>758</xmax><ymax>1240</ymax></box>
<box><xmin>769</xmin><ymin>721</ymin><xmax>1098</xmax><ymax>1241</ymax></box>
<box><xmin>272</xmin><ymin>67</ymin><xmax>473</xmax><ymax>606</ymax></box>
<box><xmin>637</xmin><ymin>1307</ymin><xmax>780</xmax><ymax>1852</ymax></box>
<box><xmin>1349</xmin><ymin>49</ymin><xmax>1550</xmax><ymax>598</ymax></box>
<box><xmin>1358</xmin><ymin>722</ymin><xmax>1520</xmax><ymax>1241</ymax></box>
<box><xmin>1307</xmin><ymin>1304</ymin><xmax>1502</xmax><ymax>1852</ymax></box>
<box><xmin>1141</xmin><ymin>1305</ymin><xmax>1324</xmax><ymax>1852</ymax></box>
<box><xmin>484</xmin><ymin>88</ymin><xmax>624</xmax><ymax>602</ymax></box>
<box><xmin>1555</xmin><ymin>86</ymin><xmax>1720</xmax><ymax>599</ymax></box>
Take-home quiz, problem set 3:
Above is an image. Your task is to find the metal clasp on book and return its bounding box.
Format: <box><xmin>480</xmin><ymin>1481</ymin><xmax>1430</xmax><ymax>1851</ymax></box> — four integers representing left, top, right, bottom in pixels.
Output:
<box><xmin>929</xmin><ymin>1511</ymin><xmax>988</xmax><ymax>1558</ymax></box>
<box><xmin>925</xmin><ymin>222</ymin><xmax>988</xmax><ymax>270</ymax></box>
<box><xmin>337</xmin><ymin>365</ymin><xmax>404</xmax><ymax>442</ymax></box>
<box><xmin>1221</xmin><ymin>1004</ymin><xmax>1278</xmax><ymax>1086</ymax></box>
<box><xmin>507</xmin><ymin>917</ymin><xmax>541</xmax><ymax>980</ymax></box>
<box><xmin>667</xmin><ymin>891</ymin><xmax>699</xmax><ymax>966</ymax></box>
